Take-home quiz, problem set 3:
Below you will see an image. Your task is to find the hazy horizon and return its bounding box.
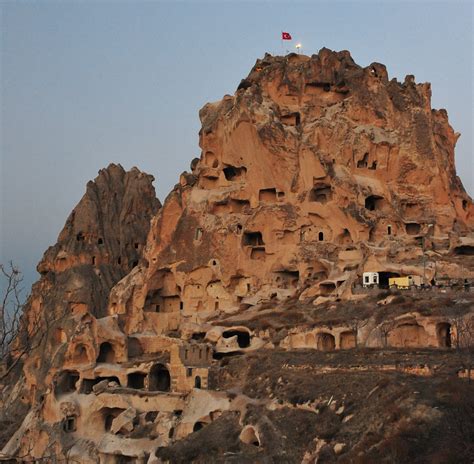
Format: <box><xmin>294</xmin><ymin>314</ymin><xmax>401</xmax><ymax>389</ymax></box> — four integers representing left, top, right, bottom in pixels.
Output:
<box><xmin>1</xmin><ymin>1</ymin><xmax>473</xmax><ymax>292</ymax></box>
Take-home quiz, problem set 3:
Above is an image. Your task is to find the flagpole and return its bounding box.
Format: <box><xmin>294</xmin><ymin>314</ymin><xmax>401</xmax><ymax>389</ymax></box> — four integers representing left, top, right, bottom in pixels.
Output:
<box><xmin>281</xmin><ymin>31</ymin><xmax>283</xmax><ymax>56</ymax></box>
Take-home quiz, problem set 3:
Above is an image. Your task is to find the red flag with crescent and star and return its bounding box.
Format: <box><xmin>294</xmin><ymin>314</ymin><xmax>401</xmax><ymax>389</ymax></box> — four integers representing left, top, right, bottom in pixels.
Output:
<box><xmin>282</xmin><ymin>32</ymin><xmax>292</xmax><ymax>40</ymax></box>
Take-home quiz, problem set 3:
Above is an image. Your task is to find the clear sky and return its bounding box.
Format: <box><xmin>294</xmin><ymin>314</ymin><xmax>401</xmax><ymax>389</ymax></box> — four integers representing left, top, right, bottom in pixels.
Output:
<box><xmin>1</xmin><ymin>0</ymin><xmax>473</xmax><ymax>291</ymax></box>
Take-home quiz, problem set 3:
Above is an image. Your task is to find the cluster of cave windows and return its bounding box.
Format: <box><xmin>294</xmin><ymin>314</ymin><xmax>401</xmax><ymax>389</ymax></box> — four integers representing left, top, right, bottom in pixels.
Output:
<box><xmin>258</xmin><ymin>188</ymin><xmax>285</xmax><ymax>203</ymax></box>
<box><xmin>126</xmin><ymin>363</ymin><xmax>171</xmax><ymax>392</ymax></box>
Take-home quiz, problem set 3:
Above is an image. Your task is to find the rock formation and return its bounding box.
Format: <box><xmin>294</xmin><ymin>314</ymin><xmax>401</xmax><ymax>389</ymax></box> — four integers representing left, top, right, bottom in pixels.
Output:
<box><xmin>1</xmin><ymin>49</ymin><xmax>473</xmax><ymax>463</ymax></box>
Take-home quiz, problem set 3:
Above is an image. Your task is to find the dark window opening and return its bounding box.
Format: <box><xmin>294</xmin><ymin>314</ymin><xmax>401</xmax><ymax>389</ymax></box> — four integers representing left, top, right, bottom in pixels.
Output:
<box><xmin>193</xmin><ymin>422</ymin><xmax>205</xmax><ymax>432</ymax></box>
<box><xmin>194</xmin><ymin>376</ymin><xmax>202</xmax><ymax>389</ymax></box>
<box><xmin>134</xmin><ymin>243</ymin><xmax>139</xmax><ymax>249</ymax></box>
<box><xmin>96</xmin><ymin>342</ymin><xmax>115</xmax><ymax>363</ymax></box>
<box><xmin>54</xmin><ymin>371</ymin><xmax>79</xmax><ymax>396</ymax></box>
<box><xmin>186</xmin><ymin>367</ymin><xmax>193</xmax><ymax>377</ymax></box>
<box><xmin>305</xmin><ymin>82</ymin><xmax>331</xmax><ymax>93</ymax></box>
<box><xmin>146</xmin><ymin>411</ymin><xmax>158</xmax><ymax>423</ymax></box>
<box><xmin>309</xmin><ymin>184</ymin><xmax>332</xmax><ymax>203</ymax></box>
<box><xmin>195</xmin><ymin>228</ymin><xmax>203</xmax><ymax>241</ymax></box>
<box><xmin>127</xmin><ymin>372</ymin><xmax>146</xmax><ymax>389</ymax></box>
<box><xmin>387</xmin><ymin>225</ymin><xmax>392</xmax><ymax>236</ymax></box>
<box><xmin>281</xmin><ymin>112</ymin><xmax>301</xmax><ymax>127</ymax></box>
<box><xmin>406</xmin><ymin>223</ymin><xmax>421</xmax><ymax>235</ymax></box>
<box><xmin>192</xmin><ymin>332</ymin><xmax>206</xmax><ymax>341</ymax></box>
<box><xmin>462</xmin><ymin>199</ymin><xmax>468</xmax><ymax>210</ymax></box>
<box><xmin>436</xmin><ymin>323</ymin><xmax>452</xmax><ymax>348</ymax></box>
<box><xmin>356</xmin><ymin>153</ymin><xmax>369</xmax><ymax>168</ymax></box>
<box><xmin>317</xmin><ymin>333</ymin><xmax>336</xmax><ymax>351</ymax></box>
<box><xmin>319</xmin><ymin>282</ymin><xmax>336</xmax><ymax>295</ymax></box>
<box><xmin>104</xmin><ymin>414</ymin><xmax>115</xmax><ymax>432</ymax></box>
<box><xmin>148</xmin><ymin>364</ymin><xmax>171</xmax><ymax>392</ymax></box>
<box><xmin>131</xmin><ymin>260</ymin><xmax>138</xmax><ymax>268</ymax></box>
<box><xmin>453</xmin><ymin>245</ymin><xmax>474</xmax><ymax>256</ymax></box>
<box><xmin>223</xmin><ymin>165</ymin><xmax>247</xmax><ymax>181</ymax></box>
<box><xmin>98</xmin><ymin>238</ymin><xmax>103</xmax><ymax>245</ymax></box>
<box><xmin>117</xmin><ymin>257</ymin><xmax>122</xmax><ymax>265</ymax></box>
<box><xmin>318</xmin><ymin>231</ymin><xmax>324</xmax><ymax>241</ymax></box>
<box><xmin>76</xmin><ymin>232</ymin><xmax>85</xmax><ymax>242</ymax></box>
<box><xmin>365</xmin><ymin>195</ymin><xmax>385</xmax><ymax>211</ymax></box>
<box><xmin>243</xmin><ymin>231</ymin><xmax>264</xmax><ymax>246</ymax></box>
<box><xmin>222</xmin><ymin>330</ymin><xmax>251</xmax><ymax>348</ymax></box>
<box><xmin>80</xmin><ymin>376</ymin><xmax>120</xmax><ymax>394</ymax></box>
<box><xmin>369</xmin><ymin>160</ymin><xmax>377</xmax><ymax>170</ymax></box>
<box><xmin>168</xmin><ymin>427</ymin><xmax>175</xmax><ymax>438</ymax></box>
<box><xmin>180</xmin><ymin>301</ymin><xmax>184</xmax><ymax>310</ymax></box>
<box><xmin>155</xmin><ymin>304</ymin><xmax>161</xmax><ymax>312</ymax></box>
<box><xmin>236</xmin><ymin>224</ymin><xmax>243</xmax><ymax>234</ymax></box>
<box><xmin>92</xmin><ymin>256</ymin><xmax>96</xmax><ymax>265</ymax></box>
<box><xmin>63</xmin><ymin>416</ymin><xmax>76</xmax><ymax>433</ymax></box>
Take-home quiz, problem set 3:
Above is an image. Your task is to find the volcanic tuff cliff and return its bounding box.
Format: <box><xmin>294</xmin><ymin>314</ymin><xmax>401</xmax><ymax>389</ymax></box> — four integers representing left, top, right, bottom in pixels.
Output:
<box><xmin>1</xmin><ymin>49</ymin><xmax>474</xmax><ymax>462</ymax></box>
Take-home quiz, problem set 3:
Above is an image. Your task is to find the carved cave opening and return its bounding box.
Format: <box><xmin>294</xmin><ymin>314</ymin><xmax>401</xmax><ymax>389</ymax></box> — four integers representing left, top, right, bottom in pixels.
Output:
<box><xmin>317</xmin><ymin>333</ymin><xmax>336</xmax><ymax>351</ymax></box>
<box><xmin>194</xmin><ymin>376</ymin><xmax>202</xmax><ymax>389</ymax></box>
<box><xmin>127</xmin><ymin>372</ymin><xmax>146</xmax><ymax>389</ymax></box>
<box><xmin>148</xmin><ymin>364</ymin><xmax>171</xmax><ymax>392</ymax></box>
<box><xmin>222</xmin><ymin>329</ymin><xmax>251</xmax><ymax>348</ymax></box>
<box><xmin>223</xmin><ymin>165</ymin><xmax>247</xmax><ymax>181</ymax></box>
<box><xmin>96</xmin><ymin>342</ymin><xmax>116</xmax><ymax>364</ymax></box>
<box><xmin>309</xmin><ymin>184</ymin><xmax>332</xmax><ymax>203</ymax></box>
<box><xmin>243</xmin><ymin>231</ymin><xmax>264</xmax><ymax>246</ymax></box>
<box><xmin>365</xmin><ymin>195</ymin><xmax>385</xmax><ymax>211</ymax></box>
<box><xmin>453</xmin><ymin>245</ymin><xmax>474</xmax><ymax>256</ymax></box>
<box><xmin>436</xmin><ymin>322</ymin><xmax>452</xmax><ymax>348</ymax></box>
<box><xmin>405</xmin><ymin>223</ymin><xmax>421</xmax><ymax>235</ymax></box>
<box><xmin>54</xmin><ymin>370</ymin><xmax>79</xmax><ymax>396</ymax></box>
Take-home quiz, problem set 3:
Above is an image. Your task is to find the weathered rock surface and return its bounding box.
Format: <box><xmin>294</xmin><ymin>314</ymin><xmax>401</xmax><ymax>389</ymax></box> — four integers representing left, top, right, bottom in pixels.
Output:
<box><xmin>1</xmin><ymin>50</ymin><xmax>473</xmax><ymax>463</ymax></box>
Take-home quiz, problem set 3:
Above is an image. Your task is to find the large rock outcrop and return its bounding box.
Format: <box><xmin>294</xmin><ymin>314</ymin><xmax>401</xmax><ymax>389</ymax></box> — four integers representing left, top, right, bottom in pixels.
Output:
<box><xmin>2</xmin><ymin>50</ymin><xmax>473</xmax><ymax>463</ymax></box>
<box><xmin>0</xmin><ymin>164</ymin><xmax>160</xmax><ymax>450</ymax></box>
<box><xmin>112</xmin><ymin>49</ymin><xmax>473</xmax><ymax>335</ymax></box>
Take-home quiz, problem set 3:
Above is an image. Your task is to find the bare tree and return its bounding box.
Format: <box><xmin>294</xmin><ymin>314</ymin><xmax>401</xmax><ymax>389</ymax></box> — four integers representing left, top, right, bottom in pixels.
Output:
<box><xmin>349</xmin><ymin>316</ymin><xmax>369</xmax><ymax>348</ymax></box>
<box><xmin>379</xmin><ymin>319</ymin><xmax>397</xmax><ymax>348</ymax></box>
<box><xmin>450</xmin><ymin>313</ymin><xmax>474</xmax><ymax>383</ymax></box>
<box><xmin>0</xmin><ymin>262</ymin><xmax>55</xmax><ymax>380</ymax></box>
<box><xmin>1</xmin><ymin>262</ymin><xmax>26</xmax><ymax>369</ymax></box>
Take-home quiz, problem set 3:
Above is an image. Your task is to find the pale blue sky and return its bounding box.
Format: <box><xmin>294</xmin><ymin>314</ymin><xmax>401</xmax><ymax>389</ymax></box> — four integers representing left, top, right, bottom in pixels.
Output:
<box><xmin>1</xmin><ymin>0</ymin><xmax>473</xmax><ymax>290</ymax></box>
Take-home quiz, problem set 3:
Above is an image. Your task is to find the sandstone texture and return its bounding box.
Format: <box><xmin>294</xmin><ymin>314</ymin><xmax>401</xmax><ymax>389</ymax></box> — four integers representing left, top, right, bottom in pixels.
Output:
<box><xmin>1</xmin><ymin>49</ymin><xmax>473</xmax><ymax>463</ymax></box>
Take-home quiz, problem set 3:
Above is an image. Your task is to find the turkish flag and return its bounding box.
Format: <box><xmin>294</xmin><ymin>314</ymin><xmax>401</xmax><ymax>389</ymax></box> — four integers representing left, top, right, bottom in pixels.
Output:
<box><xmin>282</xmin><ymin>32</ymin><xmax>292</xmax><ymax>40</ymax></box>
